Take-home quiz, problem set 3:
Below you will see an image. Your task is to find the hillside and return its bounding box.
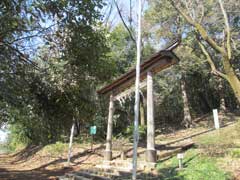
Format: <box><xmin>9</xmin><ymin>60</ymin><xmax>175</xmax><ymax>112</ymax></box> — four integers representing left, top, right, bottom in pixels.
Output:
<box><xmin>157</xmin><ymin>118</ymin><xmax>240</xmax><ymax>180</ymax></box>
<box><xmin>0</xmin><ymin>114</ymin><xmax>239</xmax><ymax>179</ymax></box>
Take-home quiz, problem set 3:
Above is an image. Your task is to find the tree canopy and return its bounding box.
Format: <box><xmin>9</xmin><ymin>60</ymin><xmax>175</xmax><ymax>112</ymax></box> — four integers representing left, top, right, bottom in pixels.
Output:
<box><xmin>0</xmin><ymin>0</ymin><xmax>239</xmax><ymax>145</ymax></box>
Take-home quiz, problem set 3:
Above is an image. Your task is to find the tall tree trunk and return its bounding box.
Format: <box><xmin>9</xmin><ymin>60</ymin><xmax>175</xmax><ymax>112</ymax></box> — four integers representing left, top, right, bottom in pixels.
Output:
<box><xmin>223</xmin><ymin>58</ymin><xmax>240</xmax><ymax>104</ymax></box>
<box><xmin>226</xmin><ymin>73</ymin><xmax>240</xmax><ymax>105</ymax></box>
<box><xmin>181</xmin><ymin>78</ymin><xmax>192</xmax><ymax>128</ymax></box>
<box><xmin>140</xmin><ymin>95</ymin><xmax>145</xmax><ymax>126</ymax></box>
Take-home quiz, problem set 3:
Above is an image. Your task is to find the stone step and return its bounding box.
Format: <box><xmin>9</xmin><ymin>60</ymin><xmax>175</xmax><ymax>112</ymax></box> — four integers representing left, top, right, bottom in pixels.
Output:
<box><xmin>69</xmin><ymin>172</ymin><xmax>111</xmax><ymax>180</ymax></box>
<box><xmin>58</xmin><ymin>169</ymin><xmax>114</xmax><ymax>180</ymax></box>
<box><xmin>69</xmin><ymin>175</ymin><xmax>90</xmax><ymax>180</ymax></box>
<box><xmin>96</xmin><ymin>160</ymin><xmax>156</xmax><ymax>173</ymax></box>
<box><xmin>58</xmin><ymin>168</ymin><xmax>120</xmax><ymax>180</ymax></box>
<box><xmin>57</xmin><ymin>176</ymin><xmax>70</xmax><ymax>180</ymax></box>
<box><xmin>58</xmin><ymin>166</ymin><xmax>160</xmax><ymax>180</ymax></box>
<box><xmin>91</xmin><ymin>166</ymin><xmax>122</xmax><ymax>176</ymax></box>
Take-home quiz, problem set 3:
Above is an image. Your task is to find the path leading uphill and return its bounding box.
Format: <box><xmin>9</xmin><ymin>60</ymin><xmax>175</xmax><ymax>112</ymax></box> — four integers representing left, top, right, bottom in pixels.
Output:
<box><xmin>0</xmin><ymin>153</ymin><xmax>68</xmax><ymax>180</ymax></box>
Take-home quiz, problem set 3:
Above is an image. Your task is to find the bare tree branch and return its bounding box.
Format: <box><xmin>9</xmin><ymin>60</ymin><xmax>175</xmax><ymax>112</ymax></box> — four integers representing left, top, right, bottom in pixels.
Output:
<box><xmin>169</xmin><ymin>0</ymin><xmax>226</xmax><ymax>55</ymax></box>
<box><xmin>198</xmin><ymin>3</ymin><xmax>205</xmax><ymax>23</ymax></box>
<box><xmin>104</xmin><ymin>0</ymin><xmax>114</xmax><ymax>26</ymax></box>
<box><xmin>1</xmin><ymin>41</ymin><xmax>40</xmax><ymax>70</ymax></box>
<box><xmin>197</xmin><ymin>39</ymin><xmax>227</xmax><ymax>80</ymax></box>
<box><xmin>8</xmin><ymin>23</ymin><xmax>58</xmax><ymax>44</ymax></box>
<box><xmin>113</xmin><ymin>0</ymin><xmax>136</xmax><ymax>44</ymax></box>
<box><xmin>218</xmin><ymin>0</ymin><xmax>232</xmax><ymax>59</ymax></box>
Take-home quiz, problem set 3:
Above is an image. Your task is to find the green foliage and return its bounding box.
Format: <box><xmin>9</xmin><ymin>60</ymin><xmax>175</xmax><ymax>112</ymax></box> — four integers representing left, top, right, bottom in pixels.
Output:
<box><xmin>108</xmin><ymin>24</ymin><xmax>136</xmax><ymax>75</ymax></box>
<box><xmin>0</xmin><ymin>142</ymin><xmax>10</xmax><ymax>154</ymax></box>
<box><xmin>6</xmin><ymin>125</ymin><xmax>27</xmax><ymax>152</ymax></box>
<box><xmin>0</xmin><ymin>0</ymin><xmax>114</xmax><ymax>145</ymax></box>
<box><xmin>124</xmin><ymin>125</ymin><xmax>146</xmax><ymax>141</ymax></box>
<box><xmin>179</xmin><ymin>157</ymin><xmax>231</xmax><ymax>180</ymax></box>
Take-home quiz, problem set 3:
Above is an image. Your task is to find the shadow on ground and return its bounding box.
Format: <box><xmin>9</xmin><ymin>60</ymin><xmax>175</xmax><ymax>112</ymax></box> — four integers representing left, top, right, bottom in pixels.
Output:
<box><xmin>0</xmin><ymin>167</ymin><xmax>73</xmax><ymax>180</ymax></box>
<box><xmin>0</xmin><ymin>145</ymin><xmax>104</xmax><ymax>180</ymax></box>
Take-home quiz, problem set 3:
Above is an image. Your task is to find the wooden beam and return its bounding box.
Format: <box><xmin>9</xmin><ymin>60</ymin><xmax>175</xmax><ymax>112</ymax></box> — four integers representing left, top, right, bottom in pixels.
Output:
<box><xmin>98</xmin><ymin>50</ymin><xmax>179</xmax><ymax>95</ymax></box>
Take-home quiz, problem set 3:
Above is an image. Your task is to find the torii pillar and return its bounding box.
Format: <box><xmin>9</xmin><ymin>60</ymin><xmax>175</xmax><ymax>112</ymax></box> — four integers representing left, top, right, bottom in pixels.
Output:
<box><xmin>145</xmin><ymin>71</ymin><xmax>156</xmax><ymax>162</ymax></box>
<box><xmin>104</xmin><ymin>94</ymin><xmax>114</xmax><ymax>161</ymax></box>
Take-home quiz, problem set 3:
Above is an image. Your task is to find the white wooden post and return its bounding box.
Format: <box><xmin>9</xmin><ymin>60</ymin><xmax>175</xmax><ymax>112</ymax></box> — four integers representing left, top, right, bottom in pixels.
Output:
<box><xmin>105</xmin><ymin>94</ymin><xmax>114</xmax><ymax>161</ymax></box>
<box><xmin>146</xmin><ymin>71</ymin><xmax>156</xmax><ymax>162</ymax></box>
<box><xmin>67</xmin><ymin>123</ymin><xmax>75</xmax><ymax>165</ymax></box>
<box><xmin>177</xmin><ymin>153</ymin><xmax>184</xmax><ymax>169</ymax></box>
<box><xmin>213</xmin><ymin>109</ymin><xmax>220</xmax><ymax>129</ymax></box>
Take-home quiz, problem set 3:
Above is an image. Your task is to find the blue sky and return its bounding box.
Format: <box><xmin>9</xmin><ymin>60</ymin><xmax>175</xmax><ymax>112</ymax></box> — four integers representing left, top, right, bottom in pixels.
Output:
<box><xmin>0</xmin><ymin>130</ymin><xmax>8</xmax><ymax>143</ymax></box>
<box><xmin>104</xmin><ymin>0</ymin><xmax>148</xmax><ymax>28</ymax></box>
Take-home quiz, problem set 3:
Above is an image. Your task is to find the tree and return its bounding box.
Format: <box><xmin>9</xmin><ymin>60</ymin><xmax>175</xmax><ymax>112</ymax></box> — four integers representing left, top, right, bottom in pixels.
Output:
<box><xmin>144</xmin><ymin>1</ymin><xmax>205</xmax><ymax>127</ymax></box>
<box><xmin>0</xmin><ymin>0</ymin><xmax>115</xmax><ymax>144</ymax></box>
<box><xmin>108</xmin><ymin>24</ymin><xmax>136</xmax><ymax>75</ymax></box>
<box><xmin>169</xmin><ymin>0</ymin><xmax>240</xmax><ymax>103</ymax></box>
<box><xmin>143</xmin><ymin>0</ymin><xmax>239</xmax><ymax>128</ymax></box>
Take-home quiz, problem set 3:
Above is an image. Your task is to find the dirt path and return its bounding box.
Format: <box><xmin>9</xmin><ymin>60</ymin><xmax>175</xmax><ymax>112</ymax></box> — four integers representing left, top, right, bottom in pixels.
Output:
<box><xmin>0</xmin><ymin>145</ymin><xmax>104</xmax><ymax>180</ymax></box>
<box><xmin>0</xmin><ymin>153</ymin><xmax>71</xmax><ymax>180</ymax></box>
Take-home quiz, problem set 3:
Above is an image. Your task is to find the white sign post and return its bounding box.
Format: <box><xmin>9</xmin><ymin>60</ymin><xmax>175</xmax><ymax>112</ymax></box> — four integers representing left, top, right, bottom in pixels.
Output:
<box><xmin>67</xmin><ymin>123</ymin><xmax>75</xmax><ymax>166</ymax></box>
<box><xmin>213</xmin><ymin>109</ymin><xmax>220</xmax><ymax>129</ymax></box>
<box><xmin>177</xmin><ymin>153</ymin><xmax>184</xmax><ymax>169</ymax></box>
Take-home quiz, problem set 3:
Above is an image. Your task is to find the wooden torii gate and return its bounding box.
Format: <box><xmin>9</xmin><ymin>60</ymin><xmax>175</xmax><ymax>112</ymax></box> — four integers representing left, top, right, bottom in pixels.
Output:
<box><xmin>97</xmin><ymin>40</ymin><xmax>180</xmax><ymax>163</ymax></box>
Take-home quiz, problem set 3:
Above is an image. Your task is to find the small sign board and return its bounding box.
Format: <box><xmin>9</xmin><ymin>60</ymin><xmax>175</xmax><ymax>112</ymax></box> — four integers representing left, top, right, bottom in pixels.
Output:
<box><xmin>90</xmin><ymin>126</ymin><xmax>97</xmax><ymax>135</ymax></box>
<box><xmin>177</xmin><ymin>153</ymin><xmax>184</xmax><ymax>159</ymax></box>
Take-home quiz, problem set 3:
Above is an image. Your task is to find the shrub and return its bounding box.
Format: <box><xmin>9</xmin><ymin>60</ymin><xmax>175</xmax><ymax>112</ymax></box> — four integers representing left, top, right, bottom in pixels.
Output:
<box><xmin>125</xmin><ymin>125</ymin><xmax>146</xmax><ymax>142</ymax></box>
<box><xmin>43</xmin><ymin>142</ymin><xmax>68</xmax><ymax>157</ymax></box>
<box><xmin>229</xmin><ymin>148</ymin><xmax>240</xmax><ymax>158</ymax></box>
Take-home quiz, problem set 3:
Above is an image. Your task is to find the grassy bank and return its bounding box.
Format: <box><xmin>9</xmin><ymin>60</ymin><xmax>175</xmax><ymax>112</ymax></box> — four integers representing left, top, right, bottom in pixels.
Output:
<box><xmin>156</xmin><ymin>121</ymin><xmax>240</xmax><ymax>180</ymax></box>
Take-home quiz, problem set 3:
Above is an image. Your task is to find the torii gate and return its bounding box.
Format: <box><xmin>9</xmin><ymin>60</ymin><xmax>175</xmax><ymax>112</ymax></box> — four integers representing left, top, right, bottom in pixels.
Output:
<box><xmin>97</xmin><ymin>40</ymin><xmax>180</xmax><ymax>163</ymax></box>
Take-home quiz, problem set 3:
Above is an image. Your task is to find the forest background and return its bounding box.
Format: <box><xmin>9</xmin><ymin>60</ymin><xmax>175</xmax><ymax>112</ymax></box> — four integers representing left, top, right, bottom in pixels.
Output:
<box><xmin>0</xmin><ymin>0</ymin><xmax>239</xmax><ymax>148</ymax></box>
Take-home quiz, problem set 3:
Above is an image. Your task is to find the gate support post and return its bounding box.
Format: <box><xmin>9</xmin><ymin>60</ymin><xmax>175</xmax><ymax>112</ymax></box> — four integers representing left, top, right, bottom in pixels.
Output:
<box><xmin>105</xmin><ymin>94</ymin><xmax>114</xmax><ymax>161</ymax></box>
<box><xmin>146</xmin><ymin>71</ymin><xmax>156</xmax><ymax>162</ymax></box>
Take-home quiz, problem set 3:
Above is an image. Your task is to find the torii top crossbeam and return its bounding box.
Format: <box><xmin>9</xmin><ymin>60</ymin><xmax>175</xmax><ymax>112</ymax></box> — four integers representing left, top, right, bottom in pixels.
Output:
<box><xmin>97</xmin><ymin>40</ymin><xmax>180</xmax><ymax>97</ymax></box>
